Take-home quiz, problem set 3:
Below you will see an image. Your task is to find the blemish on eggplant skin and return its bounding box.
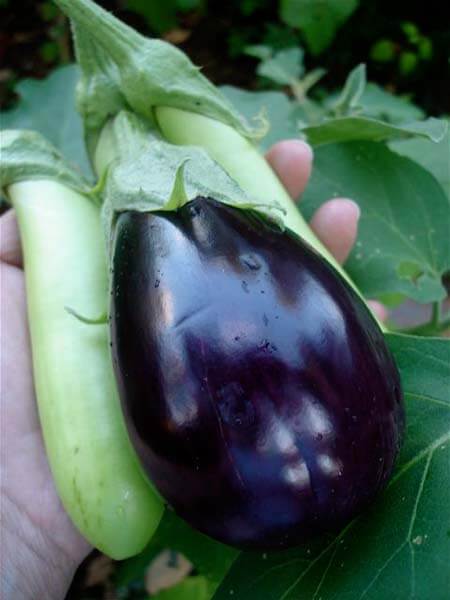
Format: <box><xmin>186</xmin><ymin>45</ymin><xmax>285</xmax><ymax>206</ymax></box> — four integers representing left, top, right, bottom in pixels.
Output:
<box><xmin>72</xmin><ymin>477</ymin><xmax>88</xmax><ymax>525</ymax></box>
<box><xmin>259</xmin><ymin>339</ymin><xmax>277</xmax><ymax>352</ymax></box>
<box><xmin>241</xmin><ymin>254</ymin><xmax>261</xmax><ymax>271</ymax></box>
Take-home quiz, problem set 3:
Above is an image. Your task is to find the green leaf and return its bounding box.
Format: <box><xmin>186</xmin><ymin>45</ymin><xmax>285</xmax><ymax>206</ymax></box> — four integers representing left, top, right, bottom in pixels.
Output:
<box><xmin>401</xmin><ymin>22</ymin><xmax>420</xmax><ymax>44</ymax></box>
<box><xmin>220</xmin><ymin>86</ymin><xmax>325</xmax><ymax>149</ymax></box>
<box><xmin>301</xmin><ymin>141</ymin><xmax>450</xmax><ymax>303</ymax></box>
<box><xmin>262</xmin><ymin>23</ymin><xmax>299</xmax><ymax>50</ymax></box>
<box><xmin>280</xmin><ymin>0</ymin><xmax>359</xmax><ymax>54</ymax></box>
<box><xmin>152</xmin><ymin>576</ymin><xmax>210</xmax><ymax>600</ymax></box>
<box><xmin>244</xmin><ymin>44</ymin><xmax>273</xmax><ymax>61</ymax></box>
<box><xmin>116</xmin><ymin>509</ymin><xmax>237</xmax><ymax>594</ymax></box>
<box><xmin>177</xmin><ymin>0</ymin><xmax>202</xmax><ymax>11</ymax></box>
<box><xmin>220</xmin><ymin>86</ymin><xmax>298</xmax><ymax>151</ymax></box>
<box><xmin>0</xmin><ymin>65</ymin><xmax>92</xmax><ymax>178</ymax></box>
<box><xmin>399</xmin><ymin>51</ymin><xmax>419</xmax><ymax>75</ymax></box>
<box><xmin>40</xmin><ymin>41</ymin><xmax>59</xmax><ymax>63</ymax></box>
<box><xmin>390</xmin><ymin>123</ymin><xmax>450</xmax><ymax>200</ymax></box>
<box><xmin>301</xmin><ymin>116</ymin><xmax>447</xmax><ymax>146</ymax></box>
<box><xmin>256</xmin><ymin>48</ymin><xmax>305</xmax><ymax>86</ymax></box>
<box><xmin>40</xmin><ymin>1</ymin><xmax>59</xmax><ymax>21</ymax></box>
<box><xmin>359</xmin><ymin>83</ymin><xmax>424</xmax><ymax>124</ymax></box>
<box><xmin>213</xmin><ymin>333</ymin><xmax>450</xmax><ymax>600</ymax></box>
<box><xmin>239</xmin><ymin>0</ymin><xmax>268</xmax><ymax>16</ymax></box>
<box><xmin>370</xmin><ymin>39</ymin><xmax>396</xmax><ymax>63</ymax></box>
<box><xmin>331</xmin><ymin>64</ymin><xmax>366</xmax><ymax>116</ymax></box>
<box><xmin>417</xmin><ymin>37</ymin><xmax>433</xmax><ymax>60</ymax></box>
<box><xmin>125</xmin><ymin>0</ymin><xmax>178</xmax><ymax>34</ymax></box>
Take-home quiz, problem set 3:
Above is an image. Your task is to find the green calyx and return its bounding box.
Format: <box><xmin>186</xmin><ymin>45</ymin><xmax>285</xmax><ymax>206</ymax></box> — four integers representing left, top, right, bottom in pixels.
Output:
<box><xmin>53</xmin><ymin>0</ymin><xmax>265</xmax><ymax>157</ymax></box>
<box><xmin>95</xmin><ymin>111</ymin><xmax>284</xmax><ymax>248</ymax></box>
<box><xmin>0</xmin><ymin>130</ymin><xmax>91</xmax><ymax>197</ymax></box>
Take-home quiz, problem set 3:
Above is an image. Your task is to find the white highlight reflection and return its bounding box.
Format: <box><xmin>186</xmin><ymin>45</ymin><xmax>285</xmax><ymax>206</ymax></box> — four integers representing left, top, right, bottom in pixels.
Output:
<box><xmin>317</xmin><ymin>454</ymin><xmax>342</xmax><ymax>478</ymax></box>
<box><xmin>283</xmin><ymin>462</ymin><xmax>310</xmax><ymax>488</ymax></box>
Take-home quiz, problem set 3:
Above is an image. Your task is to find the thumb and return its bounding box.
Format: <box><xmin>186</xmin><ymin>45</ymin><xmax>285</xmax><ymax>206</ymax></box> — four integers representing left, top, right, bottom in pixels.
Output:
<box><xmin>0</xmin><ymin>209</ymin><xmax>23</xmax><ymax>268</ymax></box>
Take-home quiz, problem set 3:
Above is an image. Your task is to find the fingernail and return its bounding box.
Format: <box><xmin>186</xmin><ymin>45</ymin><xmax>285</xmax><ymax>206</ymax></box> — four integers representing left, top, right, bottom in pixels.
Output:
<box><xmin>335</xmin><ymin>198</ymin><xmax>360</xmax><ymax>221</ymax></box>
<box><xmin>273</xmin><ymin>139</ymin><xmax>313</xmax><ymax>163</ymax></box>
<box><xmin>292</xmin><ymin>139</ymin><xmax>314</xmax><ymax>162</ymax></box>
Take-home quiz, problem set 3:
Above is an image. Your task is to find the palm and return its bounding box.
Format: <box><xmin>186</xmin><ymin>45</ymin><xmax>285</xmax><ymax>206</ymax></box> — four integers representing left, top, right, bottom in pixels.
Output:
<box><xmin>1</xmin><ymin>254</ymin><xmax>90</xmax><ymax>564</ymax></box>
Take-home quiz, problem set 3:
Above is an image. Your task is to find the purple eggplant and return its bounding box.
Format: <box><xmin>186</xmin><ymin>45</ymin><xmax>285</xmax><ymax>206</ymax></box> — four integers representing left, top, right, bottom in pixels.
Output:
<box><xmin>111</xmin><ymin>197</ymin><xmax>404</xmax><ymax>550</ymax></box>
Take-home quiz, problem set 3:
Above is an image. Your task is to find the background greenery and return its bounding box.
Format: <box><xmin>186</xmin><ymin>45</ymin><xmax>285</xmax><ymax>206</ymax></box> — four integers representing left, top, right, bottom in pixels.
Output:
<box><xmin>1</xmin><ymin>1</ymin><xmax>449</xmax><ymax>599</ymax></box>
<box><xmin>1</xmin><ymin>0</ymin><xmax>449</xmax><ymax>115</ymax></box>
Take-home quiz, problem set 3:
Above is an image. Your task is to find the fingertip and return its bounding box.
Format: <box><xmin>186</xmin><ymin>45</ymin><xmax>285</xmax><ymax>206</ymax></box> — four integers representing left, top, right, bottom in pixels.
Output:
<box><xmin>266</xmin><ymin>139</ymin><xmax>313</xmax><ymax>201</ymax></box>
<box><xmin>0</xmin><ymin>209</ymin><xmax>23</xmax><ymax>268</ymax></box>
<box><xmin>323</xmin><ymin>197</ymin><xmax>360</xmax><ymax>222</ymax></box>
<box><xmin>310</xmin><ymin>198</ymin><xmax>360</xmax><ymax>264</ymax></box>
<box><xmin>267</xmin><ymin>139</ymin><xmax>313</xmax><ymax>162</ymax></box>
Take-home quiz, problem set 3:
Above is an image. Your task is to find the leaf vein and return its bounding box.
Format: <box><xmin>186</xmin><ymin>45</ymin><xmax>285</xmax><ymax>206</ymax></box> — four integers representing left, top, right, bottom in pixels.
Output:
<box><xmin>407</xmin><ymin>449</ymin><xmax>434</xmax><ymax>599</ymax></box>
<box><xmin>406</xmin><ymin>392</ymin><xmax>450</xmax><ymax>409</ymax></box>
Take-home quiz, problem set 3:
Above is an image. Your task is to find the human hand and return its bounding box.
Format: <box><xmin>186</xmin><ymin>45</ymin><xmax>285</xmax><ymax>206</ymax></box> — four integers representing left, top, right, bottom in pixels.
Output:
<box><xmin>0</xmin><ymin>210</ymin><xmax>91</xmax><ymax>600</ymax></box>
<box><xmin>0</xmin><ymin>139</ymin><xmax>386</xmax><ymax>600</ymax></box>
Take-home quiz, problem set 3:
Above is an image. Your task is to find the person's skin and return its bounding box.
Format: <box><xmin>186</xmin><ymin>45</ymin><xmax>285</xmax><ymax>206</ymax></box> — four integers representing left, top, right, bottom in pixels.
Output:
<box><xmin>0</xmin><ymin>140</ymin><xmax>386</xmax><ymax>599</ymax></box>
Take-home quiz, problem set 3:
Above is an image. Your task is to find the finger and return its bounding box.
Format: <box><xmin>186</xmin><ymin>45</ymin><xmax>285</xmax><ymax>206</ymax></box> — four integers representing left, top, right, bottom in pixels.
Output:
<box><xmin>367</xmin><ymin>300</ymin><xmax>389</xmax><ymax>323</ymax></box>
<box><xmin>310</xmin><ymin>198</ymin><xmax>360</xmax><ymax>265</ymax></box>
<box><xmin>266</xmin><ymin>140</ymin><xmax>313</xmax><ymax>201</ymax></box>
<box><xmin>0</xmin><ymin>209</ymin><xmax>23</xmax><ymax>268</ymax></box>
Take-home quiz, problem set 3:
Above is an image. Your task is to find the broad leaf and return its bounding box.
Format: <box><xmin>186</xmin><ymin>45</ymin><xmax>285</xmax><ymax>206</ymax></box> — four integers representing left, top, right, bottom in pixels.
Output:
<box><xmin>255</xmin><ymin>48</ymin><xmax>305</xmax><ymax>86</ymax></box>
<box><xmin>244</xmin><ymin>45</ymin><xmax>273</xmax><ymax>61</ymax></box>
<box><xmin>280</xmin><ymin>0</ymin><xmax>359</xmax><ymax>54</ymax></box>
<box><xmin>301</xmin><ymin>116</ymin><xmax>447</xmax><ymax>146</ymax></box>
<box><xmin>301</xmin><ymin>141</ymin><xmax>450</xmax><ymax>303</ymax></box>
<box><xmin>0</xmin><ymin>64</ymin><xmax>92</xmax><ymax>178</ymax></box>
<box><xmin>359</xmin><ymin>83</ymin><xmax>425</xmax><ymax>124</ymax></box>
<box><xmin>220</xmin><ymin>86</ymin><xmax>298</xmax><ymax>151</ymax></box>
<box><xmin>391</xmin><ymin>124</ymin><xmax>450</xmax><ymax>200</ymax></box>
<box><xmin>213</xmin><ymin>333</ymin><xmax>450</xmax><ymax>600</ymax></box>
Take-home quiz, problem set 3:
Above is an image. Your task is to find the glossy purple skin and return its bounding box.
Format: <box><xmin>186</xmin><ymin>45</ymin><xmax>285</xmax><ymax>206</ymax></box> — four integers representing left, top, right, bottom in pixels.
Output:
<box><xmin>111</xmin><ymin>197</ymin><xmax>404</xmax><ymax>550</ymax></box>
